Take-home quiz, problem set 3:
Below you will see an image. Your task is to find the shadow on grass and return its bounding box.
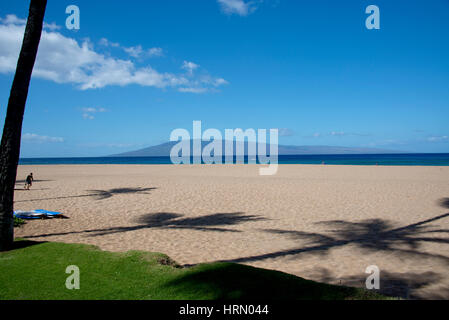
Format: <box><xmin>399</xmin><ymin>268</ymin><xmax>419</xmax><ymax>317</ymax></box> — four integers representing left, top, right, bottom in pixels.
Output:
<box><xmin>8</xmin><ymin>239</ymin><xmax>46</xmax><ymax>251</ymax></box>
<box><xmin>23</xmin><ymin>212</ymin><xmax>266</xmax><ymax>238</ymax></box>
<box><xmin>14</xmin><ymin>187</ymin><xmax>157</xmax><ymax>203</ymax></box>
<box><xmin>1</xmin><ymin>241</ymin><xmax>385</xmax><ymax>300</ymax></box>
<box><xmin>163</xmin><ymin>263</ymin><xmax>383</xmax><ymax>300</ymax></box>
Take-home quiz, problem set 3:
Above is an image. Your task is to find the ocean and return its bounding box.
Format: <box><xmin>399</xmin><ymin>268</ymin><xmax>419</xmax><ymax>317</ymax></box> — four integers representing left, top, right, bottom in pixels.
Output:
<box><xmin>18</xmin><ymin>153</ymin><xmax>449</xmax><ymax>166</ymax></box>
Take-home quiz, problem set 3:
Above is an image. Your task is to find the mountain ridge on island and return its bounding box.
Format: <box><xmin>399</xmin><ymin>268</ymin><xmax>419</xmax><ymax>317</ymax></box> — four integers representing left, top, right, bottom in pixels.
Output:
<box><xmin>108</xmin><ymin>140</ymin><xmax>405</xmax><ymax>157</ymax></box>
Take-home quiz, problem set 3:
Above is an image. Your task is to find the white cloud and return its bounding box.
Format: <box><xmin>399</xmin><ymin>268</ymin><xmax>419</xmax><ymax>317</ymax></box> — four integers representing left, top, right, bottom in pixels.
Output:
<box><xmin>78</xmin><ymin>142</ymin><xmax>144</xmax><ymax>149</ymax></box>
<box><xmin>148</xmin><ymin>47</ymin><xmax>163</xmax><ymax>57</ymax></box>
<box><xmin>22</xmin><ymin>133</ymin><xmax>64</xmax><ymax>143</ymax></box>
<box><xmin>0</xmin><ymin>15</ymin><xmax>226</xmax><ymax>93</ymax></box>
<box><xmin>182</xmin><ymin>61</ymin><xmax>199</xmax><ymax>75</ymax></box>
<box><xmin>106</xmin><ymin>143</ymin><xmax>137</xmax><ymax>148</ymax></box>
<box><xmin>305</xmin><ymin>131</ymin><xmax>370</xmax><ymax>138</ymax></box>
<box><xmin>0</xmin><ymin>14</ymin><xmax>61</xmax><ymax>30</ymax></box>
<box><xmin>99</xmin><ymin>38</ymin><xmax>163</xmax><ymax>59</ymax></box>
<box><xmin>278</xmin><ymin>128</ymin><xmax>295</xmax><ymax>137</ymax></box>
<box><xmin>43</xmin><ymin>22</ymin><xmax>61</xmax><ymax>31</ymax></box>
<box><xmin>217</xmin><ymin>0</ymin><xmax>259</xmax><ymax>16</ymax></box>
<box><xmin>82</xmin><ymin>113</ymin><xmax>94</xmax><ymax>120</ymax></box>
<box><xmin>214</xmin><ymin>78</ymin><xmax>228</xmax><ymax>86</ymax></box>
<box><xmin>0</xmin><ymin>14</ymin><xmax>26</xmax><ymax>25</ymax></box>
<box><xmin>307</xmin><ymin>131</ymin><xmax>369</xmax><ymax>138</ymax></box>
<box><xmin>178</xmin><ymin>87</ymin><xmax>209</xmax><ymax>94</ymax></box>
<box><xmin>126</xmin><ymin>46</ymin><xmax>164</xmax><ymax>59</ymax></box>
<box><xmin>98</xmin><ymin>37</ymin><xmax>120</xmax><ymax>48</ymax></box>
<box><xmin>177</xmin><ymin>74</ymin><xmax>229</xmax><ymax>94</ymax></box>
<box><xmin>123</xmin><ymin>45</ymin><xmax>143</xmax><ymax>58</ymax></box>
<box><xmin>427</xmin><ymin>135</ymin><xmax>448</xmax><ymax>142</ymax></box>
<box><xmin>82</xmin><ymin>107</ymin><xmax>107</xmax><ymax>113</ymax></box>
<box><xmin>330</xmin><ymin>131</ymin><xmax>346</xmax><ymax>136</ymax></box>
<box><xmin>81</xmin><ymin>107</ymin><xmax>107</xmax><ymax>120</ymax></box>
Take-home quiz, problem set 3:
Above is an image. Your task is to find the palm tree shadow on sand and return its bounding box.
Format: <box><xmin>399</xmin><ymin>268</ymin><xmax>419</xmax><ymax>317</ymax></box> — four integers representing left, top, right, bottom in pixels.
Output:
<box><xmin>14</xmin><ymin>187</ymin><xmax>157</xmax><ymax>203</ymax></box>
<box><xmin>220</xmin><ymin>198</ymin><xmax>449</xmax><ymax>299</ymax></box>
<box><xmin>87</xmin><ymin>212</ymin><xmax>266</xmax><ymax>235</ymax></box>
<box><xmin>22</xmin><ymin>197</ymin><xmax>449</xmax><ymax>298</ymax></box>
<box><xmin>86</xmin><ymin>187</ymin><xmax>156</xmax><ymax>200</ymax></box>
<box><xmin>224</xmin><ymin>211</ymin><xmax>449</xmax><ymax>265</ymax></box>
<box><xmin>440</xmin><ymin>197</ymin><xmax>449</xmax><ymax>209</ymax></box>
<box><xmin>23</xmin><ymin>212</ymin><xmax>266</xmax><ymax>237</ymax></box>
<box><xmin>308</xmin><ymin>267</ymin><xmax>445</xmax><ymax>299</ymax></box>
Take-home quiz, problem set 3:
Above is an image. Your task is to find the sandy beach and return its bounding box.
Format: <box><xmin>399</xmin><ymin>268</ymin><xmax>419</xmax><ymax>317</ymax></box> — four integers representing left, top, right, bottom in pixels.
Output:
<box><xmin>14</xmin><ymin>164</ymin><xmax>449</xmax><ymax>299</ymax></box>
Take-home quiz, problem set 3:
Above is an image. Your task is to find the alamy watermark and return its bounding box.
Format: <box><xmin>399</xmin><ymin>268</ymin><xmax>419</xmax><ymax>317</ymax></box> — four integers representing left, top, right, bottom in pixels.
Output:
<box><xmin>62</xmin><ymin>5</ymin><xmax>378</xmax><ymax>32</ymax></box>
<box><xmin>169</xmin><ymin>121</ymin><xmax>279</xmax><ymax>175</ymax></box>
<box><xmin>65</xmin><ymin>265</ymin><xmax>80</xmax><ymax>290</ymax></box>
<box><xmin>365</xmin><ymin>5</ymin><xmax>380</xmax><ymax>30</ymax></box>
<box><xmin>365</xmin><ymin>265</ymin><xmax>380</xmax><ymax>290</ymax></box>
<box><xmin>66</xmin><ymin>5</ymin><xmax>80</xmax><ymax>30</ymax></box>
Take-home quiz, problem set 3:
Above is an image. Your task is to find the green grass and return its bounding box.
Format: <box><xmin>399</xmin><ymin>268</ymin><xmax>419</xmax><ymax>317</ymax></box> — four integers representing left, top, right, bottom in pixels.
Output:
<box><xmin>0</xmin><ymin>240</ymin><xmax>388</xmax><ymax>300</ymax></box>
<box><xmin>13</xmin><ymin>217</ymin><xmax>26</xmax><ymax>228</ymax></box>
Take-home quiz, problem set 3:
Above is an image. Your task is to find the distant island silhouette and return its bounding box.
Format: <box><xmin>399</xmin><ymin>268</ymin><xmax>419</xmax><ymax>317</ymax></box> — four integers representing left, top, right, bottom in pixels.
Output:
<box><xmin>109</xmin><ymin>140</ymin><xmax>405</xmax><ymax>157</ymax></box>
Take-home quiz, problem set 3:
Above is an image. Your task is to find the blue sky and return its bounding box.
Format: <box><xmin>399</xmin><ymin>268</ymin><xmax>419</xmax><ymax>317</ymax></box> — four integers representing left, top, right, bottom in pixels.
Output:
<box><xmin>0</xmin><ymin>0</ymin><xmax>448</xmax><ymax>157</ymax></box>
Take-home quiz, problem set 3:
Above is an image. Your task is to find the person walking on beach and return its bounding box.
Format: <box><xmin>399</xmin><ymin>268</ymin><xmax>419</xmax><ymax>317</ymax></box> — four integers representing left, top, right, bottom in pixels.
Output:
<box><xmin>24</xmin><ymin>173</ymin><xmax>33</xmax><ymax>190</ymax></box>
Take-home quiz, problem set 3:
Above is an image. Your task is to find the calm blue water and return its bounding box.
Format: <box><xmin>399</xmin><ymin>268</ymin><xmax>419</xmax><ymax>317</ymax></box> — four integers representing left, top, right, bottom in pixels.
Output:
<box><xmin>18</xmin><ymin>154</ymin><xmax>449</xmax><ymax>166</ymax></box>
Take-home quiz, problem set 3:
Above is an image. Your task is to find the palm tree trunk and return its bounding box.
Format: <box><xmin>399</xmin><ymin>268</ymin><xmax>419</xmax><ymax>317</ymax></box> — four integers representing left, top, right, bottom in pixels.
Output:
<box><xmin>0</xmin><ymin>0</ymin><xmax>47</xmax><ymax>251</ymax></box>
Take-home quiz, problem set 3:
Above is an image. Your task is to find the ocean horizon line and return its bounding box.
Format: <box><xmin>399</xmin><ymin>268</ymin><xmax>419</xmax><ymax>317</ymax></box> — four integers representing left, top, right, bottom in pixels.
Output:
<box><xmin>18</xmin><ymin>153</ymin><xmax>449</xmax><ymax>166</ymax></box>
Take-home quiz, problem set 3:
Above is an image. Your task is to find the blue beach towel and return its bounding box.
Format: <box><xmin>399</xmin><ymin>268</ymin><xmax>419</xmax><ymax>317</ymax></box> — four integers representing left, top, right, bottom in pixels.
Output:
<box><xmin>34</xmin><ymin>209</ymin><xmax>64</xmax><ymax>217</ymax></box>
<box><xmin>14</xmin><ymin>209</ymin><xmax>64</xmax><ymax>219</ymax></box>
